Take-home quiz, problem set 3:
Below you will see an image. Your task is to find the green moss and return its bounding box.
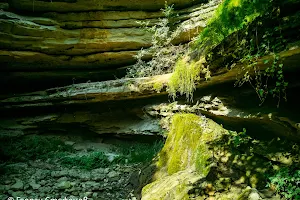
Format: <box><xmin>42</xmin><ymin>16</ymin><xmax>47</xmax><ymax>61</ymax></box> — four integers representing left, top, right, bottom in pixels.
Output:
<box><xmin>160</xmin><ymin>113</ymin><xmax>203</xmax><ymax>175</ymax></box>
<box><xmin>195</xmin><ymin>143</ymin><xmax>211</xmax><ymax>176</ymax></box>
<box><xmin>156</xmin><ymin>113</ymin><xmax>226</xmax><ymax>177</ymax></box>
<box><xmin>193</xmin><ymin>0</ymin><xmax>273</xmax><ymax>52</ymax></box>
<box><xmin>143</xmin><ymin>114</ymin><xmax>228</xmax><ymax>199</ymax></box>
<box><xmin>157</xmin><ymin>113</ymin><xmax>219</xmax><ymax>177</ymax></box>
<box><xmin>237</xmin><ymin>187</ymin><xmax>252</xmax><ymax>200</ymax></box>
<box><xmin>167</xmin><ymin>58</ymin><xmax>201</xmax><ymax>102</ymax></box>
<box><xmin>153</xmin><ymin>81</ymin><xmax>163</xmax><ymax>93</ymax></box>
<box><xmin>142</xmin><ymin>181</ymin><xmax>157</xmax><ymax>195</ymax></box>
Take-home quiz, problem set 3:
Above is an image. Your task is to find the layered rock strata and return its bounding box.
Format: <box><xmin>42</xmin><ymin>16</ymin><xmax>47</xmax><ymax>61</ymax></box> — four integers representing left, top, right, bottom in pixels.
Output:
<box><xmin>0</xmin><ymin>0</ymin><xmax>221</xmax><ymax>93</ymax></box>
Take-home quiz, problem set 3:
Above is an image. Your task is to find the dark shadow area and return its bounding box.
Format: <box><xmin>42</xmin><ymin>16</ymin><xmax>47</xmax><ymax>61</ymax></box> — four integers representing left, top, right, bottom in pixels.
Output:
<box><xmin>0</xmin><ymin>68</ymin><xmax>127</xmax><ymax>95</ymax></box>
<box><xmin>187</xmin><ymin>130</ymin><xmax>300</xmax><ymax>199</ymax></box>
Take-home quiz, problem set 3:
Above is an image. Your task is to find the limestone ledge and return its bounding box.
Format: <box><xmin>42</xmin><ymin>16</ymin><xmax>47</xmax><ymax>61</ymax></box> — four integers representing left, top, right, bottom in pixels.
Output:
<box><xmin>1</xmin><ymin>48</ymin><xmax>299</xmax><ymax>143</ymax></box>
<box><xmin>1</xmin><ymin>47</ymin><xmax>299</xmax><ymax>106</ymax></box>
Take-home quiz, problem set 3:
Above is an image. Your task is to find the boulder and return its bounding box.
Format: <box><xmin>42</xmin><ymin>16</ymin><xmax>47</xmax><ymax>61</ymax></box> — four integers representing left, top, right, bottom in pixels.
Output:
<box><xmin>141</xmin><ymin>113</ymin><xmax>227</xmax><ymax>199</ymax></box>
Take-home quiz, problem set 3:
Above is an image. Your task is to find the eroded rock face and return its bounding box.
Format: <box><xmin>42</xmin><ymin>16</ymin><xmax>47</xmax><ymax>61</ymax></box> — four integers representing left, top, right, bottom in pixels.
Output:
<box><xmin>0</xmin><ymin>0</ymin><xmax>221</xmax><ymax>93</ymax></box>
<box><xmin>0</xmin><ymin>104</ymin><xmax>163</xmax><ymax>138</ymax></box>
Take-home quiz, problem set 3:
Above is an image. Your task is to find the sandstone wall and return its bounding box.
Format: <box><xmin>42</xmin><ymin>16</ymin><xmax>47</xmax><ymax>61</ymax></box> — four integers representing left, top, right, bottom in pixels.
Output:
<box><xmin>0</xmin><ymin>0</ymin><xmax>221</xmax><ymax>93</ymax></box>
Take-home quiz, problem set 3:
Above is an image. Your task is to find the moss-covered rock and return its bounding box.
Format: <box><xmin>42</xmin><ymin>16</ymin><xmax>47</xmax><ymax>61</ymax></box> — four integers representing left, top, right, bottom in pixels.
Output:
<box><xmin>156</xmin><ymin>114</ymin><xmax>226</xmax><ymax>177</ymax></box>
<box><xmin>141</xmin><ymin>113</ymin><xmax>227</xmax><ymax>199</ymax></box>
<box><xmin>140</xmin><ymin>110</ymin><xmax>300</xmax><ymax>199</ymax></box>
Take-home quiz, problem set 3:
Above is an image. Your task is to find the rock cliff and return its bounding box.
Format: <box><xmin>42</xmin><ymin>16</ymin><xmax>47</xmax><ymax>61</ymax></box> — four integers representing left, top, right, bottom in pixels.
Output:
<box><xmin>0</xmin><ymin>0</ymin><xmax>221</xmax><ymax>93</ymax></box>
<box><xmin>1</xmin><ymin>0</ymin><xmax>300</xmax><ymax>199</ymax></box>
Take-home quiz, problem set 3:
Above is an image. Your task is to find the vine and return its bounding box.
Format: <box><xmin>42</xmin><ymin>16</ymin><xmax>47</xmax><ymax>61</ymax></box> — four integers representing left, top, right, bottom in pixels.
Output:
<box><xmin>235</xmin><ymin>32</ymin><xmax>288</xmax><ymax>107</ymax></box>
<box><xmin>192</xmin><ymin>0</ymin><xmax>292</xmax><ymax>107</ymax></box>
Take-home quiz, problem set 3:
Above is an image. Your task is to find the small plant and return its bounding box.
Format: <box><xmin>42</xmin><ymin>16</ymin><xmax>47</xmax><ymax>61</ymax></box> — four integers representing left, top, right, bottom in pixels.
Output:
<box><xmin>167</xmin><ymin>58</ymin><xmax>200</xmax><ymax>101</ymax></box>
<box><xmin>114</xmin><ymin>141</ymin><xmax>164</xmax><ymax>164</ymax></box>
<box><xmin>167</xmin><ymin>57</ymin><xmax>209</xmax><ymax>102</ymax></box>
<box><xmin>236</xmin><ymin>51</ymin><xmax>288</xmax><ymax>107</ymax></box>
<box><xmin>60</xmin><ymin>151</ymin><xmax>111</xmax><ymax>170</ymax></box>
<box><xmin>233</xmin><ymin>21</ymin><xmax>289</xmax><ymax>107</ymax></box>
<box><xmin>266</xmin><ymin>166</ymin><xmax>300</xmax><ymax>199</ymax></box>
<box><xmin>228</xmin><ymin>128</ymin><xmax>251</xmax><ymax>148</ymax></box>
<box><xmin>262</xmin><ymin>54</ymin><xmax>288</xmax><ymax>107</ymax></box>
<box><xmin>126</xmin><ymin>2</ymin><xmax>185</xmax><ymax>78</ymax></box>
